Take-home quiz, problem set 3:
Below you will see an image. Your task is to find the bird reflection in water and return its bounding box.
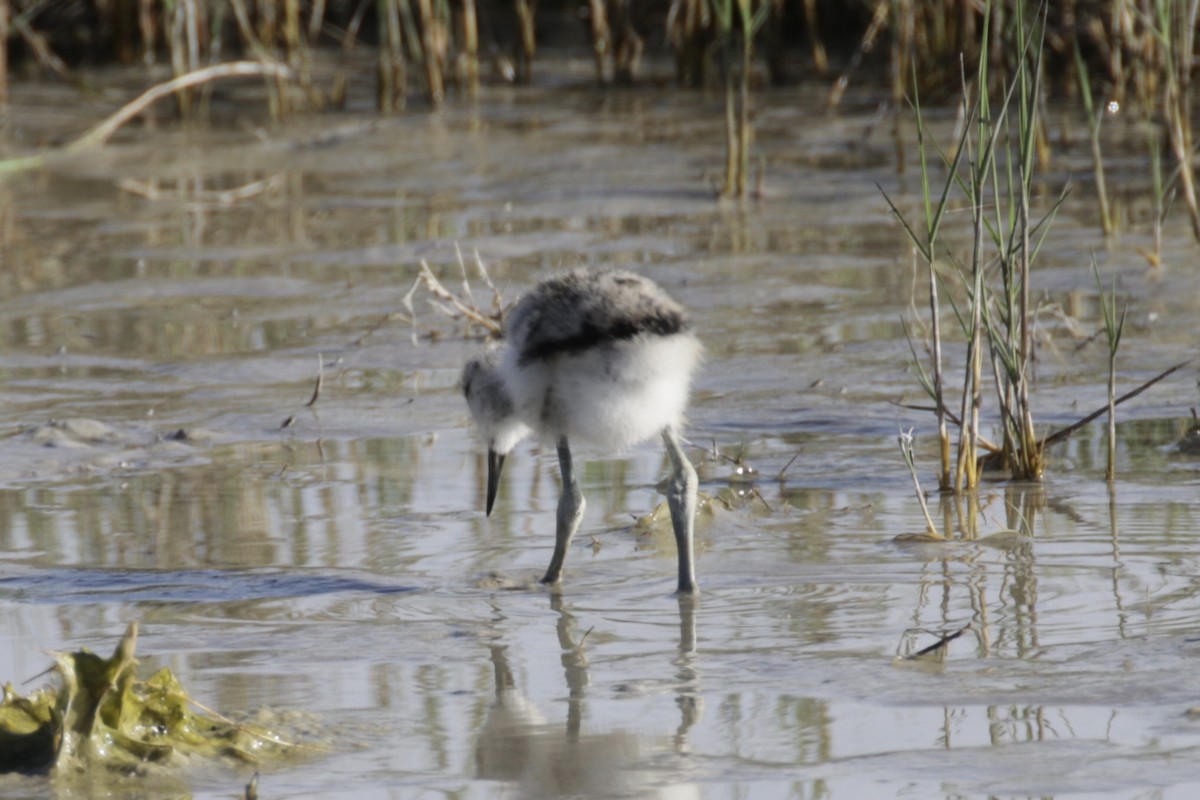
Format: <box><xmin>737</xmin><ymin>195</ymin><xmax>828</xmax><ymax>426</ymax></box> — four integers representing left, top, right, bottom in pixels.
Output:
<box><xmin>474</xmin><ymin>595</ymin><xmax>702</xmax><ymax>797</ymax></box>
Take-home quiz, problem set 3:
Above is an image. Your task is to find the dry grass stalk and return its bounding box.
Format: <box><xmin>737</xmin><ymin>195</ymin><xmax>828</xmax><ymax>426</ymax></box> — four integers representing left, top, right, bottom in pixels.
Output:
<box><xmin>898</xmin><ymin>428</ymin><xmax>940</xmax><ymax>537</ymax></box>
<box><xmin>416</xmin><ymin>249</ymin><xmax>505</xmax><ymax>339</ymax></box>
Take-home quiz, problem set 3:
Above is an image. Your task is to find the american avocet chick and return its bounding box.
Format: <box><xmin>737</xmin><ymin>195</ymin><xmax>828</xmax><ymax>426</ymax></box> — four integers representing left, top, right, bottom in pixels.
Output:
<box><xmin>462</xmin><ymin>268</ymin><xmax>702</xmax><ymax>593</ymax></box>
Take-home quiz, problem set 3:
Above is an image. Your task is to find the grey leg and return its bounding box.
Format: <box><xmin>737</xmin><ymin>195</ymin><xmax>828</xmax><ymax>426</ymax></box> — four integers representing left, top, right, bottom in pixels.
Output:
<box><xmin>542</xmin><ymin>436</ymin><xmax>586</xmax><ymax>585</ymax></box>
<box><xmin>662</xmin><ymin>427</ymin><xmax>699</xmax><ymax>594</ymax></box>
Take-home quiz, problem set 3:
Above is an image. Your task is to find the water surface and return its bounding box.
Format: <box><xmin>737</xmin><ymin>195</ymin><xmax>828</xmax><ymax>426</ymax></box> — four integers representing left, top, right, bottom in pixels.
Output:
<box><xmin>1</xmin><ymin>71</ymin><xmax>1199</xmax><ymax>799</ymax></box>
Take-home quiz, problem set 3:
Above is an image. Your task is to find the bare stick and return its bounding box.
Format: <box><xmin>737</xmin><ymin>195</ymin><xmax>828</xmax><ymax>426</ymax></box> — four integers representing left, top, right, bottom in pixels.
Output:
<box><xmin>305</xmin><ymin>353</ymin><xmax>323</xmax><ymax>407</ymax></box>
<box><xmin>908</xmin><ymin>624</ymin><xmax>970</xmax><ymax>659</ymax></box>
<box><xmin>65</xmin><ymin>61</ymin><xmax>292</xmax><ymax>154</ymax></box>
<box><xmin>897</xmin><ymin>357</ymin><xmax>1192</xmax><ymax>466</ymax></box>
<box><xmin>776</xmin><ymin>448</ymin><xmax>802</xmax><ymax>481</ymax></box>
<box><xmin>1036</xmin><ymin>359</ymin><xmax>1190</xmax><ymax>453</ymax></box>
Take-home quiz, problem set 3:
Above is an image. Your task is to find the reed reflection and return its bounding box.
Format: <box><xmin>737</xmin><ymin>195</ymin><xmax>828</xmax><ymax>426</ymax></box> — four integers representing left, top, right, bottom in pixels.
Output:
<box><xmin>904</xmin><ymin>484</ymin><xmax>1042</xmax><ymax>660</ymax></box>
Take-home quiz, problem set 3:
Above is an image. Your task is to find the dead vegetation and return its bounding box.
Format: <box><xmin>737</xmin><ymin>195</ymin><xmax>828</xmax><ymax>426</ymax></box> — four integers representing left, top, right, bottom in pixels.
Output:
<box><xmin>0</xmin><ymin>622</ymin><xmax>317</xmax><ymax>777</ymax></box>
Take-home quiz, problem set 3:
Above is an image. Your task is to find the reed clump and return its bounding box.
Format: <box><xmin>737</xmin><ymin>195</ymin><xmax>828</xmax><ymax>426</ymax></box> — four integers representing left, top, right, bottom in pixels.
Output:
<box><xmin>886</xmin><ymin>1</ymin><xmax>1055</xmax><ymax>492</ymax></box>
<box><xmin>5</xmin><ymin>3</ymin><xmax>1199</xmax><ymax>101</ymax></box>
<box><xmin>887</xmin><ymin>0</ymin><xmax>1192</xmax><ymax>501</ymax></box>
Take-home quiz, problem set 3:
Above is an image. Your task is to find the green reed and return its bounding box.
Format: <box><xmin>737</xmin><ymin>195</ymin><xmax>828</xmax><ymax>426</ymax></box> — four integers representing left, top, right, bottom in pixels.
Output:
<box><xmin>1094</xmin><ymin>260</ymin><xmax>1127</xmax><ymax>481</ymax></box>
<box><xmin>1074</xmin><ymin>37</ymin><xmax>1114</xmax><ymax>236</ymax></box>
<box><xmin>885</xmin><ymin>0</ymin><xmax>1062</xmax><ymax>491</ymax></box>
<box><xmin>711</xmin><ymin>0</ymin><xmax>768</xmax><ymax>199</ymax></box>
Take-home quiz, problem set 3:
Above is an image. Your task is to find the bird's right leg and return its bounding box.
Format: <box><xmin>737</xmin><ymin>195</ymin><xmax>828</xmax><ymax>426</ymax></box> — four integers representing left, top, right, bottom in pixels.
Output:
<box><xmin>542</xmin><ymin>436</ymin><xmax>586</xmax><ymax>585</ymax></box>
<box><xmin>662</xmin><ymin>426</ymin><xmax>699</xmax><ymax>594</ymax></box>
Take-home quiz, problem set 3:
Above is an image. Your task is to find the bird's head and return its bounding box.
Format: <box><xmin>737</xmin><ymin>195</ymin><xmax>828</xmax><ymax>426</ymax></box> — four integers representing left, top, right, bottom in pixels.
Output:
<box><xmin>462</xmin><ymin>345</ymin><xmax>529</xmax><ymax>515</ymax></box>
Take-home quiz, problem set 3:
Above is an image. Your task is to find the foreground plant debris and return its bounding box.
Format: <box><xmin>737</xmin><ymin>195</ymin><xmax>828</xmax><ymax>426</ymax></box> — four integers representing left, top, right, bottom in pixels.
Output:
<box><xmin>0</xmin><ymin>621</ymin><xmax>312</xmax><ymax>776</ymax></box>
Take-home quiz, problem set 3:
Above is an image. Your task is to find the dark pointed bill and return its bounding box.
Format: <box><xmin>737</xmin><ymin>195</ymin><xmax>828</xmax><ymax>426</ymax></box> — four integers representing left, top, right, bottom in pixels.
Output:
<box><xmin>486</xmin><ymin>449</ymin><xmax>506</xmax><ymax>516</ymax></box>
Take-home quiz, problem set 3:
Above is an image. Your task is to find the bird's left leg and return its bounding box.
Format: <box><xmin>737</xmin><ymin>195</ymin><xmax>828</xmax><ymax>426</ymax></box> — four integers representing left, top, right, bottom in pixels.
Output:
<box><xmin>542</xmin><ymin>436</ymin><xmax>586</xmax><ymax>585</ymax></box>
<box><xmin>662</xmin><ymin>426</ymin><xmax>699</xmax><ymax>594</ymax></box>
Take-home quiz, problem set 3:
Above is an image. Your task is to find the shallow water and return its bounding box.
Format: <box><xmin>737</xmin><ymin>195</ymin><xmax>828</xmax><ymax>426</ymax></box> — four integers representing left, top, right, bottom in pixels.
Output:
<box><xmin>1</xmin><ymin>70</ymin><xmax>1199</xmax><ymax>798</ymax></box>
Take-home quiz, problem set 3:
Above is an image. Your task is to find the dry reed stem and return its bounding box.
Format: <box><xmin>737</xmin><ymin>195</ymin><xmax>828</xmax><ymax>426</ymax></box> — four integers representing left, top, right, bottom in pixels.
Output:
<box><xmin>514</xmin><ymin>0</ymin><xmax>538</xmax><ymax>82</ymax></box>
<box><xmin>0</xmin><ymin>0</ymin><xmax>7</xmax><ymax>107</ymax></box>
<box><xmin>460</xmin><ymin>0</ymin><xmax>480</xmax><ymax>94</ymax></box>
<box><xmin>415</xmin><ymin>0</ymin><xmax>446</xmax><ymax>103</ymax></box>
<box><xmin>376</xmin><ymin>0</ymin><xmax>406</xmax><ymax>112</ymax></box>
<box><xmin>588</xmin><ymin>0</ymin><xmax>612</xmax><ymax>84</ymax></box>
